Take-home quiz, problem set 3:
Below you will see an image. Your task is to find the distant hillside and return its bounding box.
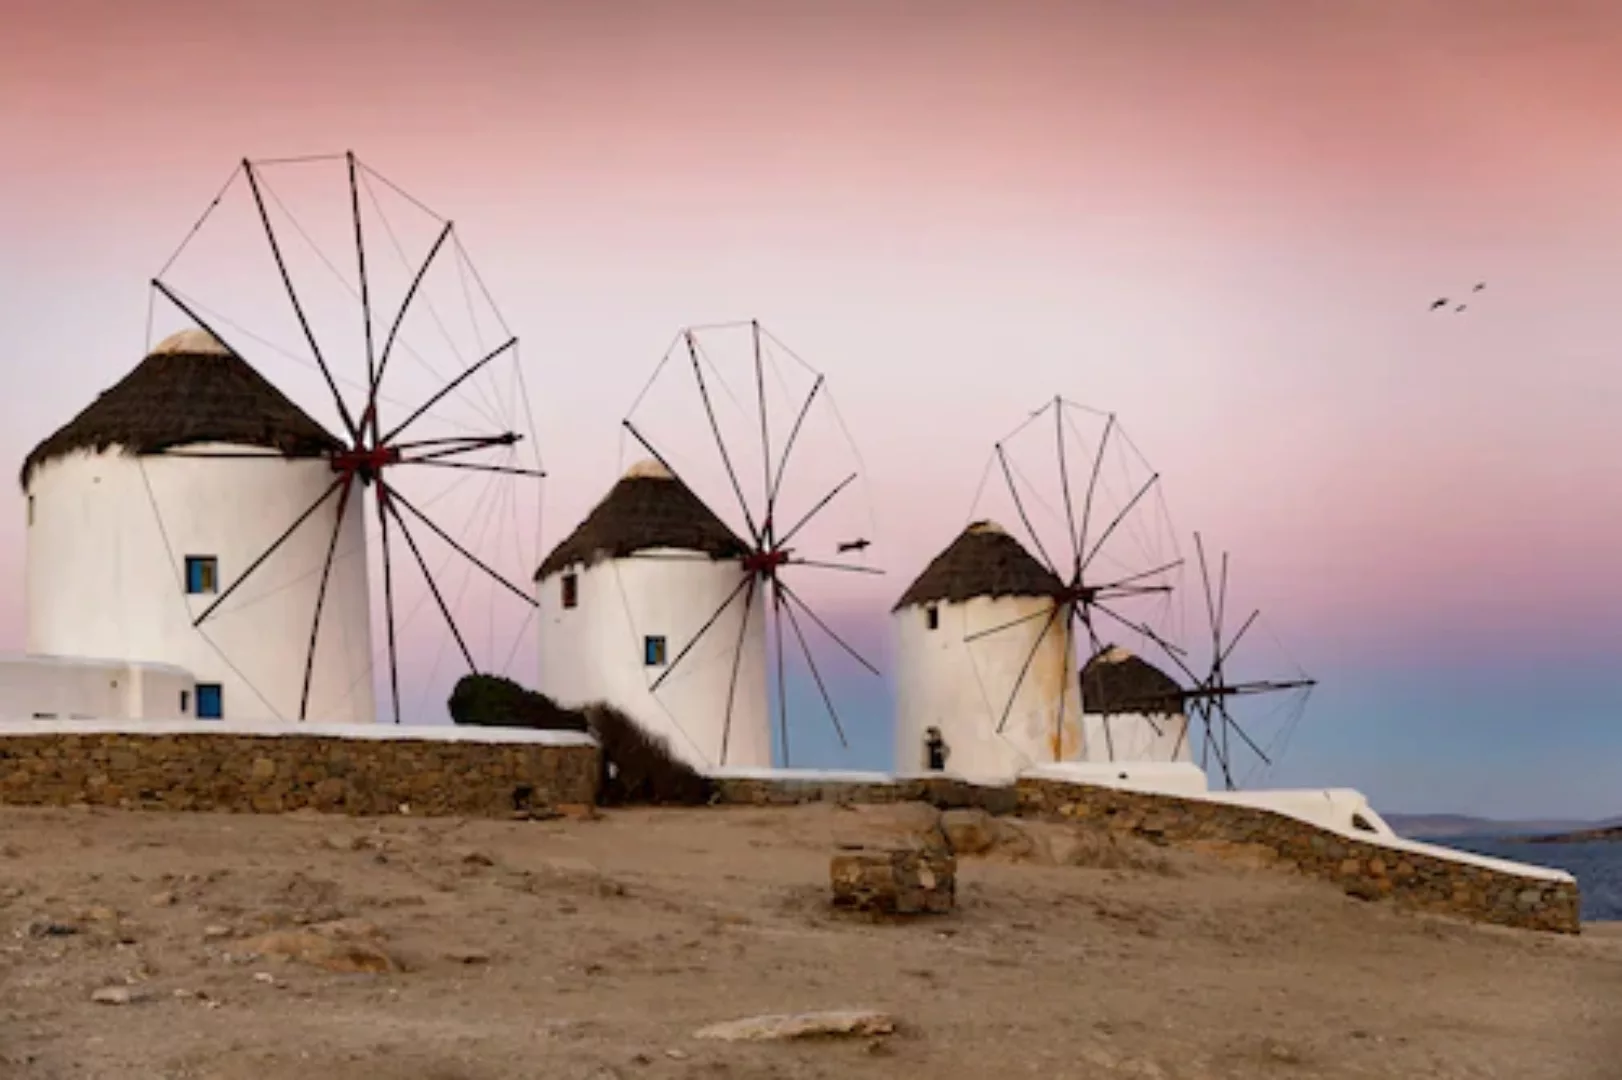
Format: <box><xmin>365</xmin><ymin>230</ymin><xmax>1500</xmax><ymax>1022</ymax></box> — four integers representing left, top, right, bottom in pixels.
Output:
<box><xmin>1525</xmin><ymin>824</ymin><xmax>1622</xmax><ymax>845</ymax></box>
<box><xmin>1383</xmin><ymin>812</ymin><xmax>1619</xmax><ymax>840</ymax></box>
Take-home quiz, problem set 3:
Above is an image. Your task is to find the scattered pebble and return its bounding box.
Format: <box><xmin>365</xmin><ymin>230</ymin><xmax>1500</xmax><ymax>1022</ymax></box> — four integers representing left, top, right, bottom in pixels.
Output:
<box><xmin>91</xmin><ymin>986</ymin><xmax>153</xmax><ymax>1006</ymax></box>
<box><xmin>26</xmin><ymin>919</ymin><xmax>78</xmax><ymax>938</ymax></box>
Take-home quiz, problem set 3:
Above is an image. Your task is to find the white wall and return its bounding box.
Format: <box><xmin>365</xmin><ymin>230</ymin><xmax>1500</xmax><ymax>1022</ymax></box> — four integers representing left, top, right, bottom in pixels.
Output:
<box><xmin>536</xmin><ymin>550</ymin><xmax>771</xmax><ymax>770</ymax></box>
<box><xmin>1079</xmin><ymin>711</ymin><xmax>1195</xmax><ymax>764</ymax></box>
<box><xmin>0</xmin><ymin>715</ymin><xmax>596</xmax><ymax>747</ymax></box>
<box><xmin>0</xmin><ymin>654</ymin><xmax>196</xmax><ymax>720</ymax></box>
<box><xmin>893</xmin><ymin>594</ymin><xmax>1080</xmax><ymax>783</ymax></box>
<box><xmin>1023</xmin><ymin>760</ymin><xmax>1212</xmax><ymax>797</ymax></box>
<box><xmin>25</xmin><ymin>447</ymin><xmax>375</xmax><ymax>725</ymax></box>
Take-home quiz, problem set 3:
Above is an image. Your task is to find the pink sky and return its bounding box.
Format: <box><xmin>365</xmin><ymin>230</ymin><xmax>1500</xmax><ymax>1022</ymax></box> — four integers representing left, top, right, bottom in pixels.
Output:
<box><xmin>1</xmin><ymin>1</ymin><xmax>1620</xmax><ymax>809</ymax></box>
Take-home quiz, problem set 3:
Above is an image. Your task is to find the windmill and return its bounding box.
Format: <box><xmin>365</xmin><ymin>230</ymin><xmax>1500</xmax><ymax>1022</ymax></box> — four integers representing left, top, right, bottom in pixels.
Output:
<box><xmin>945</xmin><ymin>396</ymin><xmax>1185</xmax><ymax>770</ymax></box>
<box><xmin>128</xmin><ymin>151</ymin><xmax>542</xmax><ymax>724</ymax></box>
<box><xmin>1092</xmin><ymin>532</ymin><xmax>1319</xmax><ymax>791</ymax></box>
<box><xmin>609</xmin><ymin>320</ymin><xmax>883</xmax><ymax>767</ymax></box>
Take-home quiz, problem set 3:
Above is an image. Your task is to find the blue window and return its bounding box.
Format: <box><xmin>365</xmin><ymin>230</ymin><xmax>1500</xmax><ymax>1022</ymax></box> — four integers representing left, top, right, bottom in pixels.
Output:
<box><xmin>185</xmin><ymin>555</ymin><xmax>218</xmax><ymax>595</ymax></box>
<box><xmin>196</xmin><ymin>683</ymin><xmax>223</xmax><ymax>720</ymax></box>
<box><xmin>643</xmin><ymin>635</ymin><xmax>667</xmax><ymax>667</ymax></box>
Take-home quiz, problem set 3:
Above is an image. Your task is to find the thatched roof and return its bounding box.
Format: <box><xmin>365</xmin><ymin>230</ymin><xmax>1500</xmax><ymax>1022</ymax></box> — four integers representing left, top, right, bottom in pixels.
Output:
<box><xmin>534</xmin><ymin>459</ymin><xmax>750</xmax><ymax>581</ymax></box>
<box><xmin>21</xmin><ymin>329</ymin><xmax>343</xmax><ymax>488</ymax></box>
<box><xmin>892</xmin><ymin>520</ymin><xmax>1064</xmax><ymax>612</ymax></box>
<box><xmin>1081</xmin><ymin>644</ymin><xmax>1186</xmax><ymax>715</ymax></box>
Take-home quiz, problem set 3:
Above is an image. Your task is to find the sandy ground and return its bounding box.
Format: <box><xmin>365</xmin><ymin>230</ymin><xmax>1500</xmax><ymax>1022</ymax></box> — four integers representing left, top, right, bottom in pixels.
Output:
<box><xmin>2</xmin><ymin>802</ymin><xmax>1620</xmax><ymax>1080</ymax></box>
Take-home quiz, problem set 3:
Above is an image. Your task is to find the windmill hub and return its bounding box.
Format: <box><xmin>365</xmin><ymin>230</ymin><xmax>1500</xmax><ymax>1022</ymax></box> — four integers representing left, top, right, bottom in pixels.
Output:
<box><xmin>1059</xmin><ymin>582</ymin><xmax>1098</xmax><ymax>606</ymax></box>
<box><xmin>330</xmin><ymin>444</ymin><xmax>402</xmax><ymax>485</ymax></box>
<box><xmin>743</xmin><ymin>547</ymin><xmax>791</xmax><ymax>575</ymax></box>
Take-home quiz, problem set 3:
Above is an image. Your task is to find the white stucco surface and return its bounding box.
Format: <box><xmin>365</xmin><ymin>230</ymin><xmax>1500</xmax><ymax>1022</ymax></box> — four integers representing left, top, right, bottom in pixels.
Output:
<box><xmin>0</xmin><ymin>654</ymin><xmax>196</xmax><ymax>720</ymax></box>
<box><xmin>25</xmin><ymin>447</ymin><xmax>375</xmax><ymax>725</ymax></box>
<box><xmin>1079</xmin><ymin>711</ymin><xmax>1195</xmax><ymax>764</ymax></box>
<box><xmin>893</xmin><ymin>594</ymin><xmax>1080</xmax><ymax>783</ymax></box>
<box><xmin>1209</xmin><ymin>787</ymin><xmax>1397</xmax><ymax>838</ymax></box>
<box><xmin>536</xmin><ymin>550</ymin><xmax>771</xmax><ymax>770</ymax></box>
<box><xmin>0</xmin><ymin>716</ymin><xmax>596</xmax><ymax>746</ymax></box>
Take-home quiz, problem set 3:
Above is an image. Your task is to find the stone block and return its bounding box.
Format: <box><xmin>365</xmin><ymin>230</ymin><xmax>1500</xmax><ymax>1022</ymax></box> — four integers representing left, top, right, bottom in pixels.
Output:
<box><xmin>830</xmin><ymin>846</ymin><xmax>955</xmax><ymax>916</ymax></box>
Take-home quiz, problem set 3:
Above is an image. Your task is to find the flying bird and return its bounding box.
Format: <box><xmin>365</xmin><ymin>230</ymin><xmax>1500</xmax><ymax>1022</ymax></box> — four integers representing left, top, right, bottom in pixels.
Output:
<box><xmin>1430</xmin><ymin>298</ymin><xmax>1448</xmax><ymax>311</ymax></box>
<box><xmin>836</xmin><ymin>538</ymin><xmax>871</xmax><ymax>555</ymax></box>
<box><xmin>1455</xmin><ymin>304</ymin><xmax>1467</xmax><ymax>313</ymax></box>
<box><xmin>1473</xmin><ymin>282</ymin><xmax>1486</xmax><ymax>292</ymax></box>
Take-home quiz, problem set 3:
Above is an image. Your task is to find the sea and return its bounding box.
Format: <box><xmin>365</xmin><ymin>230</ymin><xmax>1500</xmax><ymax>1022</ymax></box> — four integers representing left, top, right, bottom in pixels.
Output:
<box><xmin>1427</xmin><ymin>836</ymin><xmax>1622</xmax><ymax>922</ymax></box>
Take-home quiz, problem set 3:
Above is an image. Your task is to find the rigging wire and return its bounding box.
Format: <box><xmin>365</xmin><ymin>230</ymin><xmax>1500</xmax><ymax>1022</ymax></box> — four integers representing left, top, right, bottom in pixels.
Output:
<box><xmin>252</xmin><ymin>168</ymin><xmax>507</xmax><ymax>432</ymax></box>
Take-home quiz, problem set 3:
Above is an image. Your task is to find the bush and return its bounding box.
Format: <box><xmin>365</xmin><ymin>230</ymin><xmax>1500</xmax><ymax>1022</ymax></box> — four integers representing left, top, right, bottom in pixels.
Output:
<box><xmin>446</xmin><ymin>675</ymin><xmax>711</xmax><ymax>807</ymax></box>
<box><xmin>584</xmin><ymin>703</ymin><xmax>713</xmax><ymax>807</ymax></box>
<box><xmin>447</xmin><ymin>673</ymin><xmax>589</xmax><ymax>733</ymax></box>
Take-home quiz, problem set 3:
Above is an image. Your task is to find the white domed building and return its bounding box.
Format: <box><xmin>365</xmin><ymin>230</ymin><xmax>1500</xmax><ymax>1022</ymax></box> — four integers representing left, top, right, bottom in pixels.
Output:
<box><xmin>20</xmin><ymin>329</ymin><xmax>375</xmax><ymax>724</ymax></box>
<box><xmin>891</xmin><ymin>520</ymin><xmax>1081</xmax><ymax>782</ymax></box>
<box><xmin>534</xmin><ymin>460</ymin><xmax>772</xmax><ymax>771</ymax></box>
<box><xmin>1079</xmin><ymin>644</ymin><xmax>1193</xmax><ymax>764</ymax></box>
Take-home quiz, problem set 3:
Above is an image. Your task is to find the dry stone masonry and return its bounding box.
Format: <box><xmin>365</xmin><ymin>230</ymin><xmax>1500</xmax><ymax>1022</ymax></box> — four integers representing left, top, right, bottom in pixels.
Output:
<box><xmin>0</xmin><ymin>728</ymin><xmax>1580</xmax><ymax>934</ymax></box>
<box><xmin>1013</xmin><ymin>777</ymin><xmax>1581</xmax><ymax>934</ymax></box>
<box><xmin>716</xmin><ymin>773</ymin><xmax>1581</xmax><ymax>935</ymax></box>
<box><xmin>830</xmin><ymin>845</ymin><xmax>957</xmax><ymax>916</ymax></box>
<box><xmin>0</xmin><ymin>730</ymin><xmax>598</xmax><ymax>818</ymax></box>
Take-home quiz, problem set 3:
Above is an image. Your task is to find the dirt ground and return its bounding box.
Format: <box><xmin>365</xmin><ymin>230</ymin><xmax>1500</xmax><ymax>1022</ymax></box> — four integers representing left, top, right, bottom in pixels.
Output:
<box><xmin>2</xmin><ymin>802</ymin><xmax>1619</xmax><ymax>1080</ymax></box>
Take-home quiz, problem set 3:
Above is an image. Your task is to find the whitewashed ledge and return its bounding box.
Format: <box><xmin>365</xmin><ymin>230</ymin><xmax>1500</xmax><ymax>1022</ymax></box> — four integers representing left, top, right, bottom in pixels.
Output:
<box><xmin>0</xmin><ymin>716</ymin><xmax>598</xmax><ymax>748</ymax></box>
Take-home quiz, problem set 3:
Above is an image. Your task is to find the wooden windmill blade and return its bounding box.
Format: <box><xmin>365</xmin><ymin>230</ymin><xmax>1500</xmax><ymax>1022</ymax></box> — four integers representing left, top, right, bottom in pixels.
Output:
<box><xmin>958</xmin><ymin>397</ymin><xmax>1186</xmax><ymax>767</ymax></box>
<box><xmin>138</xmin><ymin>151</ymin><xmax>543</xmax><ymax>726</ymax></box>
<box><xmin>1090</xmin><ymin>532</ymin><xmax>1318</xmax><ymax>790</ymax></box>
<box><xmin>609</xmin><ymin>321</ymin><xmax>884</xmax><ymax>769</ymax></box>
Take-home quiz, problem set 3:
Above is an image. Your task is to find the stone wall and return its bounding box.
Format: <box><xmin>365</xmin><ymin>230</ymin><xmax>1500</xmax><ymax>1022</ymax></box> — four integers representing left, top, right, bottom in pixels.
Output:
<box><xmin>0</xmin><ymin>728</ymin><xmax>599</xmax><ymax>818</ymax></box>
<box><xmin>0</xmin><ymin>730</ymin><xmax>1580</xmax><ymax>934</ymax></box>
<box><xmin>1014</xmin><ymin>778</ymin><xmax>1581</xmax><ymax>935</ymax></box>
<box><xmin>709</xmin><ymin>772</ymin><xmax>1581</xmax><ymax>935</ymax></box>
<box><xmin>711</xmin><ymin>773</ymin><xmax>1017</xmax><ymax>814</ymax></box>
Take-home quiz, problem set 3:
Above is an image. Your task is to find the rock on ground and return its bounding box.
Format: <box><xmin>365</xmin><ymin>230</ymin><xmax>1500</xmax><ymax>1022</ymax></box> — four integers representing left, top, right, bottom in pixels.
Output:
<box><xmin>694</xmin><ymin>1010</ymin><xmax>897</xmax><ymax>1042</ymax></box>
<box><xmin>830</xmin><ymin>846</ymin><xmax>956</xmax><ymax>915</ymax></box>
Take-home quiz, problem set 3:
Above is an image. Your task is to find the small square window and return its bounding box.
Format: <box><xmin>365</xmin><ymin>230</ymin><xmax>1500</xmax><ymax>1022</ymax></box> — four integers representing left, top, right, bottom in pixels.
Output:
<box><xmin>185</xmin><ymin>555</ymin><xmax>219</xmax><ymax>595</ymax></box>
<box><xmin>925</xmin><ymin>605</ymin><xmax>939</xmax><ymax>631</ymax></box>
<box><xmin>180</xmin><ymin>689</ymin><xmax>191</xmax><ymax>715</ymax></box>
<box><xmin>196</xmin><ymin>683</ymin><xmax>223</xmax><ymax>719</ymax></box>
<box><xmin>561</xmin><ymin>572</ymin><xmax>579</xmax><ymax>609</ymax></box>
<box><xmin>643</xmin><ymin>635</ymin><xmax>667</xmax><ymax>667</ymax></box>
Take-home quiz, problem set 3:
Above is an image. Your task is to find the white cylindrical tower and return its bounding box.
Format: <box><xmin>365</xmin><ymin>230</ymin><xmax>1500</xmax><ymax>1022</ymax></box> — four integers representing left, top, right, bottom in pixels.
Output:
<box><xmin>892</xmin><ymin>521</ymin><xmax>1081</xmax><ymax>783</ymax></box>
<box><xmin>1080</xmin><ymin>644</ymin><xmax>1193</xmax><ymax>764</ymax></box>
<box><xmin>534</xmin><ymin>459</ymin><xmax>771</xmax><ymax>771</ymax></box>
<box><xmin>22</xmin><ymin>329</ymin><xmax>376</xmax><ymax>725</ymax></box>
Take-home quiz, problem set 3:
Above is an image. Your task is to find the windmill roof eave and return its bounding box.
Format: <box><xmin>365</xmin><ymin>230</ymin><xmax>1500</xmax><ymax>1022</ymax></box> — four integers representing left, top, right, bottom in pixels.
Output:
<box><xmin>20</xmin><ymin>331</ymin><xmax>342</xmax><ymax>490</ymax></box>
<box><xmin>891</xmin><ymin>519</ymin><xmax>1064</xmax><ymax>612</ymax></box>
<box><xmin>534</xmin><ymin>465</ymin><xmax>750</xmax><ymax>581</ymax></box>
<box><xmin>1081</xmin><ymin>644</ymin><xmax>1186</xmax><ymax>714</ymax></box>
